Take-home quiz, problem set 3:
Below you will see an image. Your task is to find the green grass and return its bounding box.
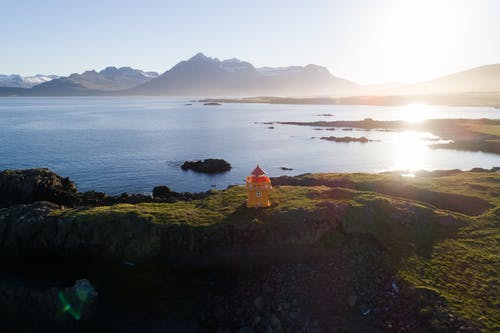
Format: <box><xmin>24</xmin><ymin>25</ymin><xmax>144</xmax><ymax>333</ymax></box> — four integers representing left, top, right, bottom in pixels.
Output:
<box><xmin>52</xmin><ymin>185</ymin><xmax>330</xmax><ymax>228</ymax></box>
<box><xmin>51</xmin><ymin>171</ymin><xmax>500</xmax><ymax>331</ymax></box>
<box><xmin>275</xmin><ymin>171</ymin><xmax>500</xmax><ymax>331</ymax></box>
<box><xmin>460</xmin><ymin>121</ymin><xmax>500</xmax><ymax>137</ymax></box>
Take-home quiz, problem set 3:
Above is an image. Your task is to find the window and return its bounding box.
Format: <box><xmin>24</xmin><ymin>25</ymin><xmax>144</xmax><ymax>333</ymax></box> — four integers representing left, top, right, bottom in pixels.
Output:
<box><xmin>256</xmin><ymin>191</ymin><xmax>260</xmax><ymax>197</ymax></box>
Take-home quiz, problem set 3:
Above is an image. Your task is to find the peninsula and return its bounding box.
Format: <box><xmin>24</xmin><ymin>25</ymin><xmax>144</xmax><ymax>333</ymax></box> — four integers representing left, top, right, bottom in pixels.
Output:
<box><xmin>0</xmin><ymin>168</ymin><xmax>498</xmax><ymax>332</ymax></box>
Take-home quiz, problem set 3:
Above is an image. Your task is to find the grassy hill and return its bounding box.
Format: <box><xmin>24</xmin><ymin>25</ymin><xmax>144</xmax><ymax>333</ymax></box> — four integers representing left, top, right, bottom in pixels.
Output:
<box><xmin>1</xmin><ymin>169</ymin><xmax>498</xmax><ymax>331</ymax></box>
<box><xmin>42</xmin><ymin>170</ymin><xmax>500</xmax><ymax>331</ymax></box>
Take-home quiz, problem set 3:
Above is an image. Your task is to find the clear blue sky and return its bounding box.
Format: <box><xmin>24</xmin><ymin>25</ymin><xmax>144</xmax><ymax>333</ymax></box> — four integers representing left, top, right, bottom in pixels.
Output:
<box><xmin>2</xmin><ymin>0</ymin><xmax>499</xmax><ymax>84</ymax></box>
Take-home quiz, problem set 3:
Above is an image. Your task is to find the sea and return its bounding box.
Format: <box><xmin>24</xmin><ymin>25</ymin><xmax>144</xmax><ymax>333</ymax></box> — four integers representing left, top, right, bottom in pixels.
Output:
<box><xmin>0</xmin><ymin>97</ymin><xmax>499</xmax><ymax>194</ymax></box>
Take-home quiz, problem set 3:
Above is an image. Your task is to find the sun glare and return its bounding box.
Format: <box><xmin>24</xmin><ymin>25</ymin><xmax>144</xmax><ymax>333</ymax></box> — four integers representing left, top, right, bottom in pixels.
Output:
<box><xmin>396</xmin><ymin>103</ymin><xmax>435</xmax><ymax>123</ymax></box>
<box><xmin>390</xmin><ymin>131</ymin><xmax>428</xmax><ymax>171</ymax></box>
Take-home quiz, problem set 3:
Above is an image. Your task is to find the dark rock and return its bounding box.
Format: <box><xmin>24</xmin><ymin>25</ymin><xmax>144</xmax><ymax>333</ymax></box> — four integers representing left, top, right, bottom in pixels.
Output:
<box><xmin>0</xmin><ymin>168</ymin><xmax>78</xmax><ymax>206</ymax></box>
<box><xmin>79</xmin><ymin>188</ymin><xmax>211</xmax><ymax>206</ymax></box>
<box><xmin>270</xmin><ymin>314</ymin><xmax>282</xmax><ymax>329</ymax></box>
<box><xmin>280</xmin><ymin>167</ymin><xmax>293</xmax><ymax>171</ymax></box>
<box><xmin>153</xmin><ymin>185</ymin><xmax>171</xmax><ymax>198</ymax></box>
<box><xmin>359</xmin><ymin>304</ymin><xmax>371</xmax><ymax>315</ymax></box>
<box><xmin>203</xmin><ymin>102</ymin><xmax>221</xmax><ymax>106</ymax></box>
<box><xmin>239</xmin><ymin>326</ymin><xmax>254</xmax><ymax>333</ymax></box>
<box><xmin>181</xmin><ymin>159</ymin><xmax>231</xmax><ymax>174</ymax></box>
<box><xmin>320</xmin><ymin>136</ymin><xmax>373</xmax><ymax>143</ymax></box>
<box><xmin>254</xmin><ymin>296</ymin><xmax>264</xmax><ymax>311</ymax></box>
<box><xmin>263</xmin><ymin>282</ymin><xmax>274</xmax><ymax>293</ymax></box>
<box><xmin>268</xmin><ymin>126</ymin><xmax>275</xmax><ymax>129</ymax></box>
<box><xmin>79</xmin><ymin>190</ymin><xmax>107</xmax><ymax>205</ymax></box>
<box><xmin>347</xmin><ymin>295</ymin><xmax>357</xmax><ymax>307</ymax></box>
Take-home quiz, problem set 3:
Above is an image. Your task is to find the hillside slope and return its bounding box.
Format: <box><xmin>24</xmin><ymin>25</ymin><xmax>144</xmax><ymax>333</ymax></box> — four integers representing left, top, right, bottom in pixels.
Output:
<box><xmin>0</xmin><ymin>168</ymin><xmax>498</xmax><ymax>331</ymax></box>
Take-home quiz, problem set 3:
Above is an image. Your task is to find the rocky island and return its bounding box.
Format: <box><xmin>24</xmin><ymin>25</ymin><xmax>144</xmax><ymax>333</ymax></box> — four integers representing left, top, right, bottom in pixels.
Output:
<box><xmin>0</xmin><ymin>168</ymin><xmax>498</xmax><ymax>332</ymax></box>
<box><xmin>320</xmin><ymin>136</ymin><xmax>375</xmax><ymax>143</ymax></box>
<box><xmin>181</xmin><ymin>158</ymin><xmax>232</xmax><ymax>173</ymax></box>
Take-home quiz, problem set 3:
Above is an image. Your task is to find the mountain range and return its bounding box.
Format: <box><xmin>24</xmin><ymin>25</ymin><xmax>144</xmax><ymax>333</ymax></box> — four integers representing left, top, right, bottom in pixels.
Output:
<box><xmin>0</xmin><ymin>74</ymin><xmax>60</xmax><ymax>88</ymax></box>
<box><xmin>131</xmin><ymin>53</ymin><xmax>355</xmax><ymax>96</ymax></box>
<box><xmin>0</xmin><ymin>53</ymin><xmax>499</xmax><ymax>97</ymax></box>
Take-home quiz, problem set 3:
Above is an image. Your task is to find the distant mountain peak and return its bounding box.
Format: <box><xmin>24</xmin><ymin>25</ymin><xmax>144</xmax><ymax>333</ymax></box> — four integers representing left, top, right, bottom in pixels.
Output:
<box><xmin>101</xmin><ymin>66</ymin><xmax>118</xmax><ymax>73</ymax></box>
<box><xmin>132</xmin><ymin>53</ymin><xmax>356</xmax><ymax>96</ymax></box>
<box><xmin>220</xmin><ymin>58</ymin><xmax>255</xmax><ymax>73</ymax></box>
<box><xmin>189</xmin><ymin>52</ymin><xmax>210</xmax><ymax>61</ymax></box>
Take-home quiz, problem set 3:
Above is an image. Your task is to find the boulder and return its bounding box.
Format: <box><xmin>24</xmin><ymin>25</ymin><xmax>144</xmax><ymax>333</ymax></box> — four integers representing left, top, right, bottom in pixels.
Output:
<box><xmin>153</xmin><ymin>185</ymin><xmax>171</xmax><ymax>198</ymax></box>
<box><xmin>0</xmin><ymin>168</ymin><xmax>78</xmax><ymax>206</ymax></box>
<box><xmin>181</xmin><ymin>159</ymin><xmax>231</xmax><ymax>174</ymax></box>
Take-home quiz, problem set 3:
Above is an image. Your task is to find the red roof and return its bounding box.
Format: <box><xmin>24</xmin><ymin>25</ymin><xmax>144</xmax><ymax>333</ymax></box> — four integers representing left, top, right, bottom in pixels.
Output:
<box><xmin>251</xmin><ymin>165</ymin><xmax>266</xmax><ymax>176</ymax></box>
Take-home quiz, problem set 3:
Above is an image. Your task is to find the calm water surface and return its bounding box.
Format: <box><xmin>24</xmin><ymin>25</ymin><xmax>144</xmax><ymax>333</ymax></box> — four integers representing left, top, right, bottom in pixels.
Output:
<box><xmin>0</xmin><ymin>97</ymin><xmax>498</xmax><ymax>194</ymax></box>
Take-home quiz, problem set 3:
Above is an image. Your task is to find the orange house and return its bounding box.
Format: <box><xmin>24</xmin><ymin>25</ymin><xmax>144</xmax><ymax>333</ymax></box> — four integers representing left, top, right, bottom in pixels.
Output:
<box><xmin>246</xmin><ymin>165</ymin><xmax>272</xmax><ymax>208</ymax></box>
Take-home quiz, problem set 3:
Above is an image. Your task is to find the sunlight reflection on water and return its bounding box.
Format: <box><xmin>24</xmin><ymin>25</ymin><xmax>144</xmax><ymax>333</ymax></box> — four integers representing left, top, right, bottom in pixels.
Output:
<box><xmin>0</xmin><ymin>97</ymin><xmax>498</xmax><ymax>194</ymax></box>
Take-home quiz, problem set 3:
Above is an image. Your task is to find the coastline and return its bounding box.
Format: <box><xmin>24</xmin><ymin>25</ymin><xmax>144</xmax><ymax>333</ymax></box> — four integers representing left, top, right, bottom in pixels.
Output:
<box><xmin>277</xmin><ymin>118</ymin><xmax>500</xmax><ymax>155</ymax></box>
<box><xmin>0</xmin><ymin>168</ymin><xmax>499</xmax><ymax>331</ymax></box>
<box><xmin>201</xmin><ymin>92</ymin><xmax>500</xmax><ymax>108</ymax></box>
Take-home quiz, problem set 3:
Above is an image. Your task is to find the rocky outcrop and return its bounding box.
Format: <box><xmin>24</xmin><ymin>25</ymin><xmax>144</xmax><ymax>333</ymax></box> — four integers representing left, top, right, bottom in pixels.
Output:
<box><xmin>152</xmin><ymin>185</ymin><xmax>171</xmax><ymax>198</ymax></box>
<box><xmin>320</xmin><ymin>136</ymin><xmax>374</xmax><ymax>143</ymax></box>
<box><xmin>0</xmin><ymin>201</ymin><xmax>161</xmax><ymax>260</ymax></box>
<box><xmin>0</xmin><ymin>201</ymin><xmax>347</xmax><ymax>265</ymax></box>
<box><xmin>79</xmin><ymin>188</ymin><xmax>210</xmax><ymax>205</ymax></box>
<box><xmin>0</xmin><ymin>169</ymin><xmax>211</xmax><ymax>208</ymax></box>
<box><xmin>181</xmin><ymin>159</ymin><xmax>231</xmax><ymax>173</ymax></box>
<box><xmin>0</xmin><ymin>169</ymin><xmax>78</xmax><ymax>206</ymax></box>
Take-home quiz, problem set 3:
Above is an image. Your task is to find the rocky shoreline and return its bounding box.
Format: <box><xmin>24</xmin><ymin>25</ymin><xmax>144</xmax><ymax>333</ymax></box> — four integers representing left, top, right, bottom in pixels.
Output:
<box><xmin>0</xmin><ymin>168</ymin><xmax>495</xmax><ymax>332</ymax></box>
<box><xmin>0</xmin><ymin>168</ymin><xmax>211</xmax><ymax>208</ymax></box>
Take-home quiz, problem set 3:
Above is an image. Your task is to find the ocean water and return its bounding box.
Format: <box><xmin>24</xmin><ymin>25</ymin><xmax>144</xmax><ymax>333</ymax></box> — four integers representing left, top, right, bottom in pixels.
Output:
<box><xmin>0</xmin><ymin>97</ymin><xmax>498</xmax><ymax>194</ymax></box>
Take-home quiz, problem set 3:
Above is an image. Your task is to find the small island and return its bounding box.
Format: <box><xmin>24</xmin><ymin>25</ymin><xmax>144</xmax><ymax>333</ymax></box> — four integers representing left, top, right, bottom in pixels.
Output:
<box><xmin>181</xmin><ymin>158</ymin><xmax>232</xmax><ymax>173</ymax></box>
<box><xmin>320</xmin><ymin>136</ymin><xmax>375</xmax><ymax>143</ymax></box>
<box><xmin>278</xmin><ymin>118</ymin><xmax>500</xmax><ymax>155</ymax></box>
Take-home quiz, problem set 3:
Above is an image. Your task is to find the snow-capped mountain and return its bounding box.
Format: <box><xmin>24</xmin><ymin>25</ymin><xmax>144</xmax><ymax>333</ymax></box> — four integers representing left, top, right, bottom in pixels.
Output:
<box><xmin>0</xmin><ymin>74</ymin><xmax>59</xmax><ymax>88</ymax></box>
<box><xmin>32</xmin><ymin>67</ymin><xmax>159</xmax><ymax>92</ymax></box>
<box><xmin>132</xmin><ymin>53</ymin><xmax>356</xmax><ymax>96</ymax></box>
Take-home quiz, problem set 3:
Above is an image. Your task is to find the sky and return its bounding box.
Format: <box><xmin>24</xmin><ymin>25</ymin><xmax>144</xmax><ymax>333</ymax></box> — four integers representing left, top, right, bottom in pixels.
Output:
<box><xmin>1</xmin><ymin>0</ymin><xmax>499</xmax><ymax>84</ymax></box>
